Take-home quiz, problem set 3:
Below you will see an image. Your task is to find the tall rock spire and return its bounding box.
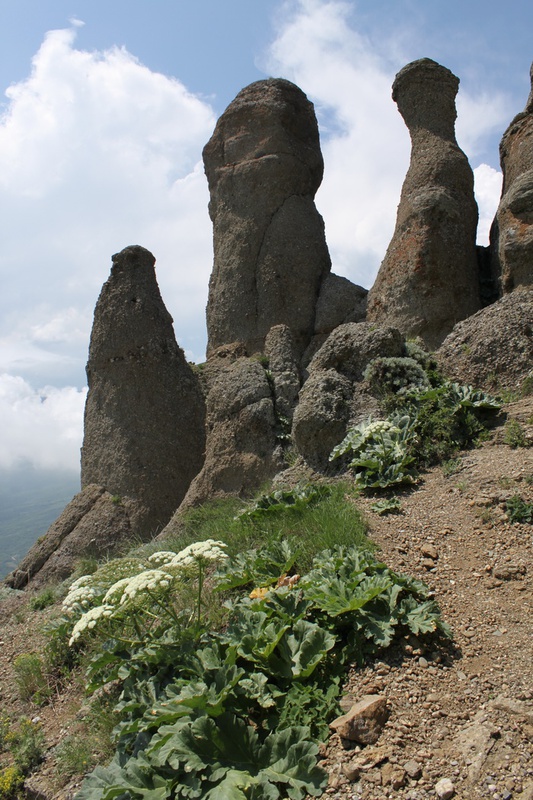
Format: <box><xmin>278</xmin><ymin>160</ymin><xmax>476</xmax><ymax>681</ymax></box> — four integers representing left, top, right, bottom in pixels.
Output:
<box><xmin>203</xmin><ymin>78</ymin><xmax>331</xmax><ymax>359</ymax></box>
<box><xmin>367</xmin><ymin>58</ymin><xmax>480</xmax><ymax>349</ymax></box>
<box><xmin>81</xmin><ymin>245</ymin><xmax>205</xmax><ymax>534</ymax></box>
<box><xmin>490</xmin><ymin>61</ymin><xmax>533</xmax><ymax>293</ymax></box>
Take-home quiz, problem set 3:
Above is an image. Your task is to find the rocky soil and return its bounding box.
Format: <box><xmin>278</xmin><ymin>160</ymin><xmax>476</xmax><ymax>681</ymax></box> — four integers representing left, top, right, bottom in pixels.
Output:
<box><xmin>0</xmin><ymin>399</ymin><xmax>532</xmax><ymax>800</ymax></box>
<box><xmin>318</xmin><ymin>397</ymin><xmax>533</xmax><ymax>800</ymax></box>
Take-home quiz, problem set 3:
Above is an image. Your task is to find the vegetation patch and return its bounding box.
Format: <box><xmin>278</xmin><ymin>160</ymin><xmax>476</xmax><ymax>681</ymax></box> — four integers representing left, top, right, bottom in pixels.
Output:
<box><xmin>56</xmin><ymin>536</ymin><xmax>450</xmax><ymax>800</ymax></box>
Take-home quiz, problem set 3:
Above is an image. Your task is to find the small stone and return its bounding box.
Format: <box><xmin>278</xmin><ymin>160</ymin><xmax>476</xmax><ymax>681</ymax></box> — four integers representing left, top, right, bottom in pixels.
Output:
<box><xmin>329</xmin><ymin>695</ymin><xmax>390</xmax><ymax>745</ymax></box>
<box><xmin>381</xmin><ymin>762</ymin><xmax>407</xmax><ymax>789</ymax></box>
<box><xmin>435</xmin><ymin>777</ymin><xmax>455</xmax><ymax>799</ymax></box>
<box><xmin>421</xmin><ymin>543</ymin><xmax>439</xmax><ymax>559</ymax></box>
<box><xmin>419</xmin><ymin>657</ymin><xmax>429</xmax><ymax>668</ymax></box>
<box><xmin>404</xmin><ymin>760</ymin><xmax>422</xmax><ymax>779</ymax></box>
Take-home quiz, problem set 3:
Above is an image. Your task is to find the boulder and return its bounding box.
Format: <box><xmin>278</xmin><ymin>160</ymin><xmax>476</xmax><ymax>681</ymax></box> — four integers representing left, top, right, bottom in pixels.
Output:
<box><xmin>203</xmin><ymin>78</ymin><xmax>331</xmax><ymax>358</ymax></box>
<box><xmin>490</xmin><ymin>62</ymin><xmax>533</xmax><ymax>293</ymax></box>
<box><xmin>81</xmin><ymin>245</ymin><xmax>206</xmax><ymax>536</ymax></box>
<box><xmin>367</xmin><ymin>58</ymin><xmax>480</xmax><ymax>349</ymax></box>
<box><xmin>436</xmin><ymin>288</ymin><xmax>533</xmax><ymax>391</ymax></box>
<box><xmin>314</xmin><ymin>273</ymin><xmax>368</xmax><ymax>335</ymax></box>
<box><xmin>293</xmin><ymin>324</ymin><xmax>403</xmax><ymax>467</ymax></box>
<box><xmin>292</xmin><ymin>369</ymin><xmax>353</xmax><ymax>468</ymax></box>
<box><xmin>329</xmin><ymin>695</ymin><xmax>390</xmax><ymax>745</ymax></box>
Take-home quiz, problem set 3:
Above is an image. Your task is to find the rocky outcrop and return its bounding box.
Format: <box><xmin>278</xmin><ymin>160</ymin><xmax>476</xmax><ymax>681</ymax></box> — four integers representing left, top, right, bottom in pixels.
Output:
<box><xmin>490</xmin><ymin>62</ymin><xmax>533</xmax><ymax>293</ymax></box>
<box><xmin>81</xmin><ymin>245</ymin><xmax>205</xmax><ymax>535</ymax></box>
<box><xmin>293</xmin><ymin>324</ymin><xmax>404</xmax><ymax>467</ymax></box>
<box><xmin>5</xmin><ymin>486</ymin><xmax>143</xmax><ymax>589</ymax></box>
<box><xmin>367</xmin><ymin>58</ymin><xmax>480</xmax><ymax>349</ymax></box>
<box><xmin>203</xmin><ymin>78</ymin><xmax>331</xmax><ymax>359</ymax></box>
<box><xmin>163</xmin><ymin>358</ymin><xmax>283</xmax><ymax>529</ymax></box>
<box><xmin>436</xmin><ymin>288</ymin><xmax>533</xmax><ymax>390</ymax></box>
<box><xmin>7</xmin><ymin>246</ymin><xmax>208</xmax><ymax>587</ymax></box>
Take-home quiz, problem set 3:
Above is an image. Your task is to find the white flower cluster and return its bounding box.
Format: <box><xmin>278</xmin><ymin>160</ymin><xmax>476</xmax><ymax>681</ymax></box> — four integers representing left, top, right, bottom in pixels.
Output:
<box><xmin>62</xmin><ymin>576</ymin><xmax>103</xmax><ymax>614</ymax></box>
<box><xmin>363</xmin><ymin>420</ymin><xmax>397</xmax><ymax>438</ymax></box>
<box><xmin>148</xmin><ymin>551</ymin><xmax>177</xmax><ymax>566</ymax></box>
<box><xmin>166</xmin><ymin>539</ymin><xmax>228</xmax><ymax>569</ymax></box>
<box><xmin>120</xmin><ymin>569</ymin><xmax>174</xmax><ymax>602</ymax></box>
<box><xmin>69</xmin><ymin>604</ymin><xmax>114</xmax><ymax>645</ymax></box>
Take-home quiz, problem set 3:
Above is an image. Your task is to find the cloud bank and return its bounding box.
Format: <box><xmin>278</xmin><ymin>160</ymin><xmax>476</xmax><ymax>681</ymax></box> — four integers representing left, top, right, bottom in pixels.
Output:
<box><xmin>0</xmin><ymin>375</ymin><xmax>86</xmax><ymax>471</ymax></box>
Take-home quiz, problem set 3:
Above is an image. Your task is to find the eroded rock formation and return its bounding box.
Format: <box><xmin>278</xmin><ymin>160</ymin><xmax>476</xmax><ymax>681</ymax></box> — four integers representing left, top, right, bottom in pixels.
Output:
<box><xmin>203</xmin><ymin>78</ymin><xmax>331</xmax><ymax>358</ymax></box>
<box><xmin>81</xmin><ymin>245</ymin><xmax>205</xmax><ymax>533</ymax></box>
<box><xmin>490</xmin><ymin>62</ymin><xmax>533</xmax><ymax>293</ymax></box>
<box><xmin>436</xmin><ymin>289</ymin><xmax>533</xmax><ymax>390</ymax></box>
<box><xmin>164</xmin><ymin>356</ymin><xmax>283</xmax><ymax>523</ymax></box>
<box><xmin>367</xmin><ymin>58</ymin><xmax>480</xmax><ymax>349</ymax></box>
<box><xmin>5</xmin><ymin>486</ymin><xmax>141</xmax><ymax>589</ymax></box>
<box><xmin>292</xmin><ymin>324</ymin><xmax>404</xmax><ymax>468</ymax></box>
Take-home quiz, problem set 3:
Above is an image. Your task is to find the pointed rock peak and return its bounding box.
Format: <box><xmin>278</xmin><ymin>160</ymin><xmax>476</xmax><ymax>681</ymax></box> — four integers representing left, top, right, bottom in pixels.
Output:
<box><xmin>204</xmin><ymin>78</ymin><xmax>331</xmax><ymax>358</ymax></box>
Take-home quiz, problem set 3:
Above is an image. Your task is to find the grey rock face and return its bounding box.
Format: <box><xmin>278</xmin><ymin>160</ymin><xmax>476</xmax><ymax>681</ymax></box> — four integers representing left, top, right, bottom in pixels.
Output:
<box><xmin>293</xmin><ymin>323</ymin><xmax>404</xmax><ymax>467</ymax></box>
<box><xmin>314</xmin><ymin>273</ymin><xmax>368</xmax><ymax>335</ymax></box>
<box><xmin>167</xmin><ymin>358</ymin><xmax>283</xmax><ymax>516</ymax></box>
<box><xmin>81</xmin><ymin>245</ymin><xmax>205</xmax><ymax>536</ymax></box>
<box><xmin>203</xmin><ymin>78</ymin><xmax>331</xmax><ymax>358</ymax></box>
<box><xmin>264</xmin><ymin>324</ymin><xmax>301</xmax><ymax>422</ymax></box>
<box><xmin>436</xmin><ymin>288</ymin><xmax>533</xmax><ymax>390</ymax></box>
<box><xmin>491</xmin><ymin>62</ymin><xmax>533</xmax><ymax>293</ymax></box>
<box><xmin>367</xmin><ymin>58</ymin><xmax>480</xmax><ymax>349</ymax></box>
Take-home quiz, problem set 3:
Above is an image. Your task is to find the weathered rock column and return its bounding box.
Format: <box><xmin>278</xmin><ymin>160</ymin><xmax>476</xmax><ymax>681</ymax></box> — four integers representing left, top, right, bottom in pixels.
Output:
<box><xmin>490</xmin><ymin>62</ymin><xmax>533</xmax><ymax>293</ymax></box>
<box><xmin>367</xmin><ymin>58</ymin><xmax>480</xmax><ymax>349</ymax></box>
<box><xmin>81</xmin><ymin>245</ymin><xmax>205</xmax><ymax>535</ymax></box>
<box><xmin>203</xmin><ymin>78</ymin><xmax>331</xmax><ymax>359</ymax></box>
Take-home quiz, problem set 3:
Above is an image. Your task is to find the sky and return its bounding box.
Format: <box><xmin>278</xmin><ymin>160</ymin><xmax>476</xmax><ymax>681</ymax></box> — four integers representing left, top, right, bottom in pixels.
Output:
<box><xmin>0</xmin><ymin>0</ymin><xmax>532</xmax><ymax>476</ymax></box>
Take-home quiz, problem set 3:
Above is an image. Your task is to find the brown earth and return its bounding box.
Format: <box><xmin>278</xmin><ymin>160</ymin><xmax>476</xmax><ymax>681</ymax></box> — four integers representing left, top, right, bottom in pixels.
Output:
<box><xmin>0</xmin><ymin>399</ymin><xmax>532</xmax><ymax>800</ymax></box>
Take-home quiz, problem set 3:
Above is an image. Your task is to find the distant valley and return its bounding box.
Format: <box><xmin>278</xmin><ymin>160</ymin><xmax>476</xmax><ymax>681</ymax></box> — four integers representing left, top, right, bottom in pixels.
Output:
<box><xmin>0</xmin><ymin>467</ymin><xmax>79</xmax><ymax>579</ymax></box>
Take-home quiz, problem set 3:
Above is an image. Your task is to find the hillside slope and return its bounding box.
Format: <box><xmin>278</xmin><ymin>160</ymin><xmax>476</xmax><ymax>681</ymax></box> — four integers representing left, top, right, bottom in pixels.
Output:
<box><xmin>0</xmin><ymin>399</ymin><xmax>531</xmax><ymax>800</ymax></box>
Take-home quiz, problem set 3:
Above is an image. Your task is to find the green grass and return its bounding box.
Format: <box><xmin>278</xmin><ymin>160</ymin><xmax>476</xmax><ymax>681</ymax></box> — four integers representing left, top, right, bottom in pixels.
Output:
<box><xmin>145</xmin><ymin>481</ymin><xmax>372</xmax><ymax>575</ymax></box>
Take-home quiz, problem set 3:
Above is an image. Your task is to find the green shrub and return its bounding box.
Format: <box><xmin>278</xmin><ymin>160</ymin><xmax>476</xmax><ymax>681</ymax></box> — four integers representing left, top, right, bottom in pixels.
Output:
<box><xmin>76</xmin><ymin>542</ymin><xmax>450</xmax><ymax>800</ymax></box>
<box><xmin>330</xmin><ymin>415</ymin><xmax>418</xmax><ymax>489</ymax></box>
<box><xmin>503</xmin><ymin>419</ymin><xmax>528</xmax><ymax>448</ymax></box>
<box><xmin>370</xmin><ymin>496</ymin><xmax>402</xmax><ymax>515</ymax></box>
<box><xmin>6</xmin><ymin>718</ymin><xmax>44</xmax><ymax>774</ymax></box>
<box><xmin>55</xmin><ymin>735</ymin><xmax>95</xmax><ymax>778</ymax></box>
<box><xmin>364</xmin><ymin>356</ymin><xmax>429</xmax><ymax>398</ymax></box>
<box><xmin>29</xmin><ymin>587</ymin><xmax>56</xmax><ymax>611</ymax></box>
<box><xmin>505</xmin><ymin>495</ymin><xmax>533</xmax><ymax>524</ymax></box>
<box><xmin>12</xmin><ymin>654</ymin><xmax>48</xmax><ymax>704</ymax></box>
<box><xmin>0</xmin><ymin>766</ymin><xmax>24</xmax><ymax>799</ymax></box>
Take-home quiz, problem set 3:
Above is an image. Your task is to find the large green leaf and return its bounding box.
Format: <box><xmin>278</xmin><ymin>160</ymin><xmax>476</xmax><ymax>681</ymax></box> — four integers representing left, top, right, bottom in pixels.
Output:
<box><xmin>274</xmin><ymin>619</ymin><xmax>335</xmax><ymax>679</ymax></box>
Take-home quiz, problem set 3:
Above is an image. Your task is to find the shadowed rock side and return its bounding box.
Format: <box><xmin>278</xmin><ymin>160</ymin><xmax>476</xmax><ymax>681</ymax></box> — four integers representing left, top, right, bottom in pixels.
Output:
<box><xmin>293</xmin><ymin>324</ymin><xmax>404</xmax><ymax>468</ymax></box>
<box><xmin>161</xmin><ymin>357</ymin><xmax>284</xmax><ymax>536</ymax></box>
<box><xmin>81</xmin><ymin>245</ymin><xmax>206</xmax><ymax>534</ymax></box>
<box><xmin>436</xmin><ymin>288</ymin><xmax>533</xmax><ymax>391</ymax></box>
<box><xmin>367</xmin><ymin>58</ymin><xmax>480</xmax><ymax>349</ymax></box>
<box><xmin>203</xmin><ymin>78</ymin><xmax>331</xmax><ymax>359</ymax></box>
<box><xmin>490</xmin><ymin>62</ymin><xmax>533</xmax><ymax>293</ymax></box>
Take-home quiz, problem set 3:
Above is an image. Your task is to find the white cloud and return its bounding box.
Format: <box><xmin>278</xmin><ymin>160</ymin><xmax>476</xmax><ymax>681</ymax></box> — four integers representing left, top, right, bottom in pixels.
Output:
<box><xmin>265</xmin><ymin>0</ymin><xmax>509</xmax><ymax>283</ymax></box>
<box><xmin>0</xmin><ymin>25</ymin><xmax>215</xmax><ymax>385</ymax></box>
<box><xmin>0</xmin><ymin>374</ymin><xmax>86</xmax><ymax>471</ymax></box>
<box><xmin>474</xmin><ymin>163</ymin><xmax>503</xmax><ymax>246</ymax></box>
